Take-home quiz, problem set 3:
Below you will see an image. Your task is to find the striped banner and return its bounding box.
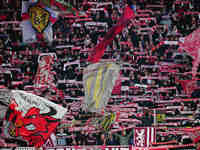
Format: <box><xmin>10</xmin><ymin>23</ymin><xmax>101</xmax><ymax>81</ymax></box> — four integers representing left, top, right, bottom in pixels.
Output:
<box><xmin>134</xmin><ymin>127</ymin><xmax>156</xmax><ymax>147</ymax></box>
<box><xmin>83</xmin><ymin>62</ymin><xmax>120</xmax><ymax>113</ymax></box>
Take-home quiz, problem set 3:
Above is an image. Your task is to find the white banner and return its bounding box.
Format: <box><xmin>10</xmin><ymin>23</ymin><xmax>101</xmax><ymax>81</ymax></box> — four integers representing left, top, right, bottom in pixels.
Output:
<box><xmin>3</xmin><ymin>90</ymin><xmax>67</xmax><ymax>147</ymax></box>
<box><xmin>34</xmin><ymin>53</ymin><xmax>57</xmax><ymax>88</ymax></box>
<box><xmin>10</xmin><ymin>90</ymin><xmax>67</xmax><ymax>118</ymax></box>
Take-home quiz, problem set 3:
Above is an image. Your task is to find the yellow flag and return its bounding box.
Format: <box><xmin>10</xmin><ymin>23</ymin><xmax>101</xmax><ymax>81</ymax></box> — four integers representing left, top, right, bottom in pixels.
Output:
<box><xmin>83</xmin><ymin>62</ymin><xmax>120</xmax><ymax>113</ymax></box>
<box><xmin>29</xmin><ymin>5</ymin><xmax>50</xmax><ymax>33</ymax></box>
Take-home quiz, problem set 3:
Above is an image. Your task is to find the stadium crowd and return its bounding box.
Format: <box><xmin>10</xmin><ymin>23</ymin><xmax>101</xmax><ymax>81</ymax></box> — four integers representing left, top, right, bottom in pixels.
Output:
<box><xmin>0</xmin><ymin>0</ymin><xmax>200</xmax><ymax>149</ymax></box>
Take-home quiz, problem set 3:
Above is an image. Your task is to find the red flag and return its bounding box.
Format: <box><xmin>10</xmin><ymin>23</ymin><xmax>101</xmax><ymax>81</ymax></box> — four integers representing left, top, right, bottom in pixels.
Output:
<box><xmin>4</xmin><ymin>103</ymin><xmax>58</xmax><ymax>147</ymax></box>
<box><xmin>179</xmin><ymin>28</ymin><xmax>200</xmax><ymax>77</ymax></box>
<box><xmin>88</xmin><ymin>5</ymin><xmax>135</xmax><ymax>63</ymax></box>
<box><xmin>3</xmin><ymin>91</ymin><xmax>67</xmax><ymax>148</ymax></box>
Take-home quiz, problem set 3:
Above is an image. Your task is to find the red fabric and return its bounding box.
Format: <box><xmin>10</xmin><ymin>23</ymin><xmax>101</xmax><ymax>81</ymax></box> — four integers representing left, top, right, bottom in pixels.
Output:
<box><xmin>0</xmin><ymin>55</ymin><xmax>2</xmax><ymax>65</ymax></box>
<box><xmin>6</xmin><ymin>104</ymin><xmax>59</xmax><ymax>147</ymax></box>
<box><xmin>112</xmin><ymin>72</ymin><xmax>122</xmax><ymax>95</ymax></box>
<box><xmin>21</xmin><ymin>13</ymin><xmax>30</xmax><ymax>20</ymax></box>
<box><xmin>0</xmin><ymin>15</ymin><xmax>7</xmax><ymax>21</ymax></box>
<box><xmin>179</xmin><ymin>28</ymin><xmax>200</xmax><ymax>77</ymax></box>
<box><xmin>49</xmin><ymin>16</ymin><xmax>57</xmax><ymax>24</ymax></box>
<box><xmin>88</xmin><ymin>6</ymin><xmax>135</xmax><ymax>63</ymax></box>
<box><xmin>36</xmin><ymin>33</ymin><xmax>44</xmax><ymax>41</ymax></box>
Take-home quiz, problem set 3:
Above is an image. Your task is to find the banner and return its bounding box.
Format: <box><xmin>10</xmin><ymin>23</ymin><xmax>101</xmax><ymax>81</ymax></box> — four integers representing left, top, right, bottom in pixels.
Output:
<box><xmin>83</xmin><ymin>62</ymin><xmax>120</xmax><ymax>113</ymax></box>
<box><xmin>99</xmin><ymin>112</ymin><xmax>117</xmax><ymax>131</ymax></box>
<box><xmin>34</xmin><ymin>53</ymin><xmax>63</xmax><ymax>101</ymax></box>
<box><xmin>134</xmin><ymin>127</ymin><xmax>156</xmax><ymax>147</ymax></box>
<box><xmin>34</xmin><ymin>53</ymin><xmax>56</xmax><ymax>88</ymax></box>
<box><xmin>3</xmin><ymin>90</ymin><xmax>67</xmax><ymax>147</ymax></box>
<box><xmin>21</xmin><ymin>1</ymin><xmax>58</xmax><ymax>43</ymax></box>
<box><xmin>88</xmin><ymin>4</ymin><xmax>136</xmax><ymax>63</ymax></box>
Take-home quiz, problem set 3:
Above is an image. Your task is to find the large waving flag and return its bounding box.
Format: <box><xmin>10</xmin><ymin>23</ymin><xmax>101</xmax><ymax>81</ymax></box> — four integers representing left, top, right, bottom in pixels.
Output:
<box><xmin>3</xmin><ymin>90</ymin><xmax>67</xmax><ymax>147</ymax></box>
<box><xmin>21</xmin><ymin>0</ymin><xmax>78</xmax><ymax>43</ymax></box>
<box><xmin>22</xmin><ymin>0</ymin><xmax>58</xmax><ymax>43</ymax></box>
<box><xmin>179</xmin><ymin>28</ymin><xmax>200</xmax><ymax>77</ymax></box>
<box><xmin>83</xmin><ymin>62</ymin><xmax>120</xmax><ymax>113</ymax></box>
<box><xmin>88</xmin><ymin>4</ymin><xmax>136</xmax><ymax>63</ymax></box>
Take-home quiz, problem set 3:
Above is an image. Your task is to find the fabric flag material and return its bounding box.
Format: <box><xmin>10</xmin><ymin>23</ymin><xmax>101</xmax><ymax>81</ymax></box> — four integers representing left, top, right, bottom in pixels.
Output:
<box><xmin>83</xmin><ymin>62</ymin><xmax>120</xmax><ymax>113</ymax></box>
<box><xmin>34</xmin><ymin>53</ymin><xmax>63</xmax><ymax>100</ymax></box>
<box><xmin>99</xmin><ymin>112</ymin><xmax>116</xmax><ymax>131</ymax></box>
<box><xmin>179</xmin><ymin>27</ymin><xmax>200</xmax><ymax>77</ymax></box>
<box><xmin>3</xmin><ymin>90</ymin><xmax>67</xmax><ymax>147</ymax></box>
<box><xmin>134</xmin><ymin>127</ymin><xmax>156</xmax><ymax>147</ymax></box>
<box><xmin>34</xmin><ymin>53</ymin><xmax>57</xmax><ymax>88</ymax></box>
<box><xmin>0</xmin><ymin>89</ymin><xmax>11</xmax><ymax>120</ymax></box>
<box><xmin>22</xmin><ymin>1</ymin><xmax>58</xmax><ymax>43</ymax></box>
<box><xmin>88</xmin><ymin>5</ymin><xmax>136</xmax><ymax>63</ymax></box>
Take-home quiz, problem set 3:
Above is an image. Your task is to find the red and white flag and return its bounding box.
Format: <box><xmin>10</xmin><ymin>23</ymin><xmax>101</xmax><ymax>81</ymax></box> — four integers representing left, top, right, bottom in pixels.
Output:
<box><xmin>34</xmin><ymin>53</ymin><xmax>57</xmax><ymax>88</ymax></box>
<box><xmin>134</xmin><ymin>127</ymin><xmax>156</xmax><ymax>147</ymax></box>
<box><xmin>3</xmin><ymin>90</ymin><xmax>67</xmax><ymax>147</ymax></box>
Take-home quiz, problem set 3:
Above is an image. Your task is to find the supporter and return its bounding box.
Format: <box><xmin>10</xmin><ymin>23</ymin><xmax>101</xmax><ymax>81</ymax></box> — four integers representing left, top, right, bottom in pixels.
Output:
<box><xmin>85</xmin><ymin>132</ymin><xmax>97</xmax><ymax>145</ymax></box>
<box><xmin>96</xmin><ymin>133</ymin><xmax>107</xmax><ymax>145</ymax></box>
<box><xmin>0</xmin><ymin>0</ymin><xmax>200</xmax><ymax>148</ymax></box>
<box><xmin>75</xmin><ymin>130</ymin><xmax>86</xmax><ymax>145</ymax></box>
<box><xmin>56</xmin><ymin>128</ymin><xmax>67</xmax><ymax>146</ymax></box>
<box><xmin>132</xmin><ymin>109</ymin><xmax>154</xmax><ymax>126</ymax></box>
<box><xmin>113</xmin><ymin>129</ymin><xmax>133</xmax><ymax>145</ymax></box>
<box><xmin>106</xmin><ymin>132</ymin><xmax>118</xmax><ymax>145</ymax></box>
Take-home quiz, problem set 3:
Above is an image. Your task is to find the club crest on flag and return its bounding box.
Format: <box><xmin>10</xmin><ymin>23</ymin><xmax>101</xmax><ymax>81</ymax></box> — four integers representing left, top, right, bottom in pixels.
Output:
<box><xmin>29</xmin><ymin>5</ymin><xmax>50</xmax><ymax>33</ymax></box>
<box><xmin>83</xmin><ymin>62</ymin><xmax>120</xmax><ymax>113</ymax></box>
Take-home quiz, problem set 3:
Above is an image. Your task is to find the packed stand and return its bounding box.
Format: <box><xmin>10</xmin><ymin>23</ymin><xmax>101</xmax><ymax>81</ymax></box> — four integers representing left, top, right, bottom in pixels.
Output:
<box><xmin>0</xmin><ymin>0</ymin><xmax>200</xmax><ymax>149</ymax></box>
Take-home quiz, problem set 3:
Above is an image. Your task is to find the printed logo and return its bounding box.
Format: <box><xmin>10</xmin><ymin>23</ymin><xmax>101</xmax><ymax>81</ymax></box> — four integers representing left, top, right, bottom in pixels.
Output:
<box><xmin>29</xmin><ymin>6</ymin><xmax>50</xmax><ymax>33</ymax></box>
